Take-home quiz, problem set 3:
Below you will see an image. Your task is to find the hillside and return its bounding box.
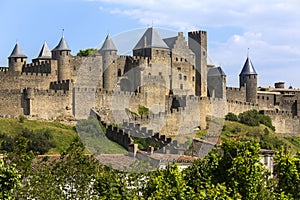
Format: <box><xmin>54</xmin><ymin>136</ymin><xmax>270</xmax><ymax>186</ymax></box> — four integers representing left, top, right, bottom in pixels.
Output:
<box><xmin>0</xmin><ymin>117</ymin><xmax>126</xmax><ymax>155</ymax></box>
<box><xmin>197</xmin><ymin>120</ymin><xmax>300</xmax><ymax>154</ymax></box>
<box><xmin>0</xmin><ymin>118</ymin><xmax>77</xmax><ymax>154</ymax></box>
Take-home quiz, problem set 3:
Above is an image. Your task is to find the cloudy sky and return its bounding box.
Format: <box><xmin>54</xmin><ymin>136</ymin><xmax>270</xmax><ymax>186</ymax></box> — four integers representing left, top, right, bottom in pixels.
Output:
<box><xmin>1</xmin><ymin>0</ymin><xmax>300</xmax><ymax>87</ymax></box>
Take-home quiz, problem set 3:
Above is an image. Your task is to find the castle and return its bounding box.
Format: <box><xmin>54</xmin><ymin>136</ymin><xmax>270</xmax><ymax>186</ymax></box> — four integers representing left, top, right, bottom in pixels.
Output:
<box><xmin>1</xmin><ymin>27</ymin><xmax>300</xmax><ymax>137</ymax></box>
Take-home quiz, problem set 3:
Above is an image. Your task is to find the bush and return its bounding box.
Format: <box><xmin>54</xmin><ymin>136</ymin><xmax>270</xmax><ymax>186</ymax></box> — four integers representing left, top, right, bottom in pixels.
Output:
<box><xmin>237</xmin><ymin>110</ymin><xmax>275</xmax><ymax>131</ymax></box>
<box><xmin>18</xmin><ymin>115</ymin><xmax>26</xmax><ymax>123</ymax></box>
<box><xmin>225</xmin><ymin>112</ymin><xmax>238</xmax><ymax>121</ymax></box>
<box><xmin>1</xmin><ymin>129</ymin><xmax>56</xmax><ymax>154</ymax></box>
<box><xmin>138</xmin><ymin>105</ymin><xmax>150</xmax><ymax>116</ymax></box>
<box><xmin>238</xmin><ymin>110</ymin><xmax>260</xmax><ymax>126</ymax></box>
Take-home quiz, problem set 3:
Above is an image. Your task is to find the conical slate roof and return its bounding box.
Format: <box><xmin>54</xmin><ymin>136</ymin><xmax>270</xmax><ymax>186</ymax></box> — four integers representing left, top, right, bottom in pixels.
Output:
<box><xmin>100</xmin><ymin>34</ymin><xmax>117</xmax><ymax>51</ymax></box>
<box><xmin>37</xmin><ymin>42</ymin><xmax>51</xmax><ymax>59</ymax></box>
<box><xmin>52</xmin><ymin>36</ymin><xmax>70</xmax><ymax>51</ymax></box>
<box><xmin>239</xmin><ymin>56</ymin><xmax>257</xmax><ymax>75</ymax></box>
<box><xmin>9</xmin><ymin>43</ymin><xmax>27</xmax><ymax>58</ymax></box>
<box><xmin>134</xmin><ymin>27</ymin><xmax>169</xmax><ymax>50</ymax></box>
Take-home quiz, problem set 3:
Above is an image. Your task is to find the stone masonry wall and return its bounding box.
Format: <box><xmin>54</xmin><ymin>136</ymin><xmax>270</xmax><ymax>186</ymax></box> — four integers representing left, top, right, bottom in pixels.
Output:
<box><xmin>0</xmin><ymin>89</ymin><xmax>23</xmax><ymax>117</ymax></box>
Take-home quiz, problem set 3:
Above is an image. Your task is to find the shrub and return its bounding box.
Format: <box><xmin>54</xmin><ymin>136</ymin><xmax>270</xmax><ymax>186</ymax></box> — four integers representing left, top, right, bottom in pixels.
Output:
<box><xmin>138</xmin><ymin>105</ymin><xmax>150</xmax><ymax>116</ymax></box>
<box><xmin>225</xmin><ymin>112</ymin><xmax>238</xmax><ymax>121</ymax></box>
<box><xmin>238</xmin><ymin>110</ymin><xmax>260</xmax><ymax>126</ymax></box>
<box><xmin>18</xmin><ymin>115</ymin><xmax>26</xmax><ymax>123</ymax></box>
<box><xmin>237</xmin><ymin>110</ymin><xmax>275</xmax><ymax>131</ymax></box>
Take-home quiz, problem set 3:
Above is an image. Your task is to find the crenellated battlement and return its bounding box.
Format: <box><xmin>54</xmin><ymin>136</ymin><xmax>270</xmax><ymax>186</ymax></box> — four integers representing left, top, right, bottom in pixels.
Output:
<box><xmin>23</xmin><ymin>60</ymin><xmax>55</xmax><ymax>74</ymax></box>
<box><xmin>0</xmin><ymin>67</ymin><xmax>8</xmax><ymax>72</ymax></box>
<box><xmin>226</xmin><ymin>87</ymin><xmax>243</xmax><ymax>91</ymax></box>
<box><xmin>261</xmin><ymin>110</ymin><xmax>299</xmax><ymax>119</ymax></box>
<box><xmin>30</xmin><ymin>88</ymin><xmax>70</xmax><ymax>96</ymax></box>
<box><xmin>50</xmin><ymin>79</ymin><xmax>73</xmax><ymax>91</ymax></box>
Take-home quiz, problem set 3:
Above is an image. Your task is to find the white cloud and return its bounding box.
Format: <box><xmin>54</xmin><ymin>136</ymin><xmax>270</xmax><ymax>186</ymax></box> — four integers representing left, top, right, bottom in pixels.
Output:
<box><xmin>89</xmin><ymin>0</ymin><xmax>300</xmax><ymax>87</ymax></box>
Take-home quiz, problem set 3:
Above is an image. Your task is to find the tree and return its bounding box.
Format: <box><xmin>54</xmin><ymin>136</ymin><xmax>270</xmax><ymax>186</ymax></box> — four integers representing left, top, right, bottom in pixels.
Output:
<box><xmin>184</xmin><ymin>140</ymin><xmax>278</xmax><ymax>199</ymax></box>
<box><xmin>76</xmin><ymin>48</ymin><xmax>98</xmax><ymax>57</ymax></box>
<box><xmin>274</xmin><ymin>148</ymin><xmax>300</xmax><ymax>199</ymax></box>
<box><xmin>144</xmin><ymin>164</ymin><xmax>196</xmax><ymax>199</ymax></box>
<box><xmin>19</xmin><ymin>137</ymin><xmax>101</xmax><ymax>199</ymax></box>
<box><xmin>0</xmin><ymin>159</ymin><xmax>21</xmax><ymax>200</ymax></box>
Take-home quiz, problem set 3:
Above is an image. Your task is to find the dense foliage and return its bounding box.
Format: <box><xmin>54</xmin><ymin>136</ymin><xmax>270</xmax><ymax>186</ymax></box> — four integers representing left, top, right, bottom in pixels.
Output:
<box><xmin>225</xmin><ymin>110</ymin><xmax>275</xmax><ymax>131</ymax></box>
<box><xmin>1</xmin><ymin>128</ymin><xmax>56</xmax><ymax>154</ymax></box>
<box><xmin>76</xmin><ymin>48</ymin><xmax>98</xmax><ymax>57</ymax></box>
<box><xmin>1</xmin><ymin>138</ymin><xmax>299</xmax><ymax>199</ymax></box>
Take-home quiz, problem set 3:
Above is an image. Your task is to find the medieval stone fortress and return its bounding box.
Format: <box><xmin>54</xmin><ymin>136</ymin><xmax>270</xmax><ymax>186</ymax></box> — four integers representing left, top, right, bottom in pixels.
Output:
<box><xmin>1</xmin><ymin>27</ymin><xmax>299</xmax><ymax>142</ymax></box>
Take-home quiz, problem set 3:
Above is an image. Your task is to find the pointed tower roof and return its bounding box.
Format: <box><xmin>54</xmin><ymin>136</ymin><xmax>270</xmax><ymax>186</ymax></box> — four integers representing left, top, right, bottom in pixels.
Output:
<box><xmin>9</xmin><ymin>42</ymin><xmax>27</xmax><ymax>58</ymax></box>
<box><xmin>99</xmin><ymin>34</ymin><xmax>117</xmax><ymax>51</ymax></box>
<box><xmin>208</xmin><ymin>66</ymin><xmax>226</xmax><ymax>76</ymax></box>
<box><xmin>133</xmin><ymin>27</ymin><xmax>169</xmax><ymax>50</ymax></box>
<box><xmin>239</xmin><ymin>56</ymin><xmax>257</xmax><ymax>76</ymax></box>
<box><xmin>37</xmin><ymin>42</ymin><xmax>51</xmax><ymax>59</ymax></box>
<box><xmin>52</xmin><ymin>36</ymin><xmax>70</xmax><ymax>51</ymax></box>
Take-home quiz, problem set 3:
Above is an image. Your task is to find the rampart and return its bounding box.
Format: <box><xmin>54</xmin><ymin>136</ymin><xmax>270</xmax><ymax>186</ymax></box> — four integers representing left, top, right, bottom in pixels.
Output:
<box><xmin>0</xmin><ymin>71</ymin><xmax>56</xmax><ymax>90</ymax></box>
<box><xmin>227</xmin><ymin>100</ymin><xmax>259</xmax><ymax>114</ymax></box>
<box><xmin>26</xmin><ymin>88</ymin><xmax>72</xmax><ymax>120</ymax></box>
<box><xmin>90</xmin><ymin>109</ymin><xmax>189</xmax><ymax>155</ymax></box>
<box><xmin>22</xmin><ymin>60</ymin><xmax>57</xmax><ymax>74</ymax></box>
<box><xmin>50</xmin><ymin>80</ymin><xmax>73</xmax><ymax>91</ymax></box>
<box><xmin>0</xmin><ymin>89</ymin><xmax>23</xmax><ymax>117</ymax></box>
<box><xmin>260</xmin><ymin>110</ymin><xmax>300</xmax><ymax>135</ymax></box>
<box><xmin>226</xmin><ymin>86</ymin><xmax>246</xmax><ymax>102</ymax></box>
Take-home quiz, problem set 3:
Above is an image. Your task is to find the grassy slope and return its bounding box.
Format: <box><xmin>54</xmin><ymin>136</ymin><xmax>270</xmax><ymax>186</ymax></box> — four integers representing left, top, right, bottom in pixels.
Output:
<box><xmin>0</xmin><ymin>118</ymin><xmax>126</xmax><ymax>154</ymax></box>
<box><xmin>0</xmin><ymin>118</ymin><xmax>78</xmax><ymax>154</ymax></box>
<box><xmin>197</xmin><ymin>120</ymin><xmax>300</xmax><ymax>154</ymax></box>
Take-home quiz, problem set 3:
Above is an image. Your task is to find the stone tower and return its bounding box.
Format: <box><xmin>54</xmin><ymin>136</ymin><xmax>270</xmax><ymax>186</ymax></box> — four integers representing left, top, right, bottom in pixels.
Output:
<box><xmin>51</xmin><ymin>35</ymin><xmax>71</xmax><ymax>81</ymax></box>
<box><xmin>188</xmin><ymin>31</ymin><xmax>208</xmax><ymax>97</ymax></box>
<box><xmin>239</xmin><ymin>55</ymin><xmax>258</xmax><ymax>103</ymax></box>
<box><xmin>99</xmin><ymin>34</ymin><xmax>118</xmax><ymax>91</ymax></box>
<box><xmin>8</xmin><ymin>42</ymin><xmax>27</xmax><ymax>72</ymax></box>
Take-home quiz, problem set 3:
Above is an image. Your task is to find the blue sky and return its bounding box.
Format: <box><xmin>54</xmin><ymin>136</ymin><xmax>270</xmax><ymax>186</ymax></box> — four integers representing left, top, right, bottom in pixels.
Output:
<box><xmin>1</xmin><ymin>0</ymin><xmax>300</xmax><ymax>88</ymax></box>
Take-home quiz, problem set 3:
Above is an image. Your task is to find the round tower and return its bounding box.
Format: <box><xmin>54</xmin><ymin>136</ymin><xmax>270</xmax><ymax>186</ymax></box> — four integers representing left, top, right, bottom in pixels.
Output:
<box><xmin>52</xmin><ymin>35</ymin><xmax>71</xmax><ymax>81</ymax></box>
<box><xmin>8</xmin><ymin>42</ymin><xmax>27</xmax><ymax>72</ymax></box>
<box><xmin>239</xmin><ymin>55</ymin><xmax>258</xmax><ymax>103</ymax></box>
<box><xmin>99</xmin><ymin>34</ymin><xmax>118</xmax><ymax>91</ymax></box>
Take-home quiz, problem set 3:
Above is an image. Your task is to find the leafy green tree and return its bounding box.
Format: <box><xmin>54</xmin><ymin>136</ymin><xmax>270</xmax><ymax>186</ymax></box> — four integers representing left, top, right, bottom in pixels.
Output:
<box><xmin>274</xmin><ymin>148</ymin><xmax>300</xmax><ymax>199</ymax></box>
<box><xmin>144</xmin><ymin>164</ymin><xmax>196</xmax><ymax>199</ymax></box>
<box><xmin>185</xmin><ymin>140</ymin><xmax>277</xmax><ymax>199</ymax></box>
<box><xmin>20</xmin><ymin>137</ymin><xmax>101</xmax><ymax>199</ymax></box>
<box><xmin>94</xmin><ymin>166</ymin><xmax>131</xmax><ymax>199</ymax></box>
<box><xmin>76</xmin><ymin>48</ymin><xmax>98</xmax><ymax>57</ymax></box>
<box><xmin>0</xmin><ymin>159</ymin><xmax>21</xmax><ymax>200</ymax></box>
